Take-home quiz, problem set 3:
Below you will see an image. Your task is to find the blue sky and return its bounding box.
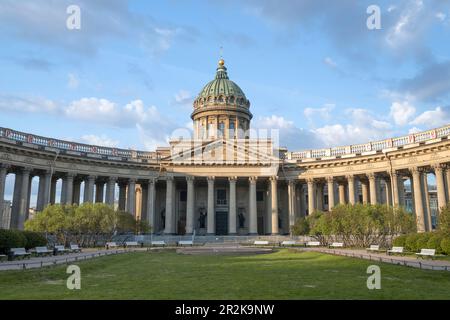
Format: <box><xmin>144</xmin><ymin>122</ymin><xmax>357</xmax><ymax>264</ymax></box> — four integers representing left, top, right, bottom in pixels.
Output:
<box><xmin>1</xmin><ymin>0</ymin><xmax>450</xmax><ymax>153</ymax></box>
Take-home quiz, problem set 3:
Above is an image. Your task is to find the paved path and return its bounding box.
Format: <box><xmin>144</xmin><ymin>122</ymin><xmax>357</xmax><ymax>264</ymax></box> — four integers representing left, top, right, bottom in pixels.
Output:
<box><xmin>295</xmin><ymin>247</ymin><xmax>450</xmax><ymax>271</ymax></box>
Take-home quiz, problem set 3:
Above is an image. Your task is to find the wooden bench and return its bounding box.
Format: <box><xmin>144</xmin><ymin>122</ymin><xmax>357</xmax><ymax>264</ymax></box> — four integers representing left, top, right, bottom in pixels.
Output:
<box><xmin>280</xmin><ymin>240</ymin><xmax>297</xmax><ymax>246</ymax></box>
<box><xmin>305</xmin><ymin>241</ymin><xmax>321</xmax><ymax>247</ymax></box>
<box><xmin>10</xmin><ymin>248</ymin><xmax>31</xmax><ymax>260</ymax></box>
<box><xmin>253</xmin><ymin>240</ymin><xmax>269</xmax><ymax>246</ymax></box>
<box><xmin>178</xmin><ymin>240</ymin><xmax>194</xmax><ymax>246</ymax></box>
<box><xmin>34</xmin><ymin>246</ymin><xmax>53</xmax><ymax>256</ymax></box>
<box><xmin>329</xmin><ymin>242</ymin><xmax>344</xmax><ymax>248</ymax></box>
<box><xmin>416</xmin><ymin>248</ymin><xmax>436</xmax><ymax>259</ymax></box>
<box><xmin>125</xmin><ymin>241</ymin><xmax>140</xmax><ymax>248</ymax></box>
<box><xmin>387</xmin><ymin>246</ymin><xmax>404</xmax><ymax>255</ymax></box>
<box><xmin>105</xmin><ymin>242</ymin><xmax>118</xmax><ymax>249</ymax></box>
<box><xmin>366</xmin><ymin>245</ymin><xmax>381</xmax><ymax>252</ymax></box>
<box><xmin>54</xmin><ymin>245</ymin><xmax>69</xmax><ymax>255</ymax></box>
<box><xmin>70</xmin><ymin>244</ymin><xmax>82</xmax><ymax>253</ymax></box>
<box><xmin>151</xmin><ymin>241</ymin><xmax>166</xmax><ymax>247</ymax></box>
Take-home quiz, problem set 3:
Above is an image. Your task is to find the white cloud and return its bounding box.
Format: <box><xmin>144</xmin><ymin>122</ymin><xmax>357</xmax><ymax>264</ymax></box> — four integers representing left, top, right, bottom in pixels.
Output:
<box><xmin>410</xmin><ymin>106</ymin><xmax>450</xmax><ymax>127</ymax></box>
<box><xmin>389</xmin><ymin>101</ymin><xmax>416</xmax><ymax>125</ymax></box>
<box><xmin>304</xmin><ymin>104</ymin><xmax>335</xmax><ymax>123</ymax></box>
<box><xmin>408</xmin><ymin>126</ymin><xmax>422</xmax><ymax>134</ymax></box>
<box><xmin>0</xmin><ymin>94</ymin><xmax>58</xmax><ymax>114</ymax></box>
<box><xmin>436</xmin><ymin>12</ymin><xmax>446</xmax><ymax>21</ymax></box>
<box><xmin>323</xmin><ymin>57</ymin><xmax>337</xmax><ymax>68</ymax></box>
<box><xmin>254</xmin><ymin>115</ymin><xmax>294</xmax><ymax>129</ymax></box>
<box><xmin>67</xmin><ymin>73</ymin><xmax>79</xmax><ymax>89</ymax></box>
<box><xmin>173</xmin><ymin>90</ymin><xmax>193</xmax><ymax>106</ymax></box>
<box><xmin>79</xmin><ymin>134</ymin><xmax>119</xmax><ymax>147</ymax></box>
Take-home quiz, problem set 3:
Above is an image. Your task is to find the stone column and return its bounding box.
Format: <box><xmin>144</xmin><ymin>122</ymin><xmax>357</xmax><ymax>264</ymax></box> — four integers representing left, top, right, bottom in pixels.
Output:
<box><xmin>164</xmin><ymin>176</ymin><xmax>174</xmax><ymax>234</ymax></box>
<box><xmin>36</xmin><ymin>173</ymin><xmax>46</xmax><ymax>211</ymax></box>
<box><xmin>105</xmin><ymin>177</ymin><xmax>117</xmax><ymax>206</ymax></box>
<box><xmin>62</xmin><ymin>173</ymin><xmax>74</xmax><ymax>205</ymax></box>
<box><xmin>338</xmin><ymin>182</ymin><xmax>346</xmax><ymax>204</ymax></box>
<box><xmin>288</xmin><ymin>179</ymin><xmax>296</xmax><ymax>230</ymax></box>
<box><xmin>446</xmin><ymin>168</ymin><xmax>450</xmax><ymax>203</ymax></box>
<box><xmin>72</xmin><ymin>179</ymin><xmax>81</xmax><ymax>205</ymax></box>
<box><xmin>326</xmin><ymin>177</ymin><xmax>335</xmax><ymax>210</ymax></box>
<box><xmin>95</xmin><ymin>182</ymin><xmax>105</xmax><ymax>203</ymax></box>
<box><xmin>361</xmin><ymin>179</ymin><xmax>369</xmax><ymax>204</ymax></box>
<box><xmin>347</xmin><ymin>175</ymin><xmax>356</xmax><ymax>205</ymax></box>
<box><xmin>127</xmin><ymin>178</ymin><xmax>136</xmax><ymax>216</ymax></box>
<box><xmin>398</xmin><ymin>176</ymin><xmax>405</xmax><ymax>206</ymax></box>
<box><xmin>434</xmin><ymin>164</ymin><xmax>446</xmax><ymax>211</ymax></box>
<box><xmin>186</xmin><ymin>176</ymin><xmax>195</xmax><ymax>235</ymax></box>
<box><xmin>422</xmin><ymin>173</ymin><xmax>432</xmax><ymax>231</ymax></box>
<box><xmin>391</xmin><ymin>171</ymin><xmax>400</xmax><ymax>206</ymax></box>
<box><xmin>50</xmin><ymin>177</ymin><xmax>57</xmax><ymax>204</ymax></box>
<box><xmin>12</xmin><ymin>167</ymin><xmax>31</xmax><ymax>230</ymax></box>
<box><xmin>368</xmin><ymin>173</ymin><xmax>378</xmax><ymax>205</ymax></box>
<box><xmin>385</xmin><ymin>178</ymin><xmax>392</xmax><ymax>207</ymax></box>
<box><xmin>270</xmin><ymin>176</ymin><xmax>279</xmax><ymax>235</ymax></box>
<box><xmin>146</xmin><ymin>178</ymin><xmax>156</xmax><ymax>230</ymax></box>
<box><xmin>0</xmin><ymin>165</ymin><xmax>7</xmax><ymax>205</ymax></box>
<box><xmin>249</xmin><ymin>176</ymin><xmax>258</xmax><ymax>235</ymax></box>
<box><xmin>84</xmin><ymin>175</ymin><xmax>95</xmax><ymax>203</ymax></box>
<box><xmin>307</xmin><ymin>178</ymin><xmax>315</xmax><ymax>215</ymax></box>
<box><xmin>316</xmin><ymin>183</ymin><xmax>324</xmax><ymax>210</ymax></box>
<box><xmin>118</xmin><ymin>182</ymin><xmax>127</xmax><ymax>210</ymax></box>
<box><xmin>410</xmin><ymin>167</ymin><xmax>426</xmax><ymax>232</ymax></box>
<box><xmin>207</xmin><ymin>176</ymin><xmax>215</xmax><ymax>235</ymax></box>
<box><xmin>228</xmin><ymin>176</ymin><xmax>237</xmax><ymax>235</ymax></box>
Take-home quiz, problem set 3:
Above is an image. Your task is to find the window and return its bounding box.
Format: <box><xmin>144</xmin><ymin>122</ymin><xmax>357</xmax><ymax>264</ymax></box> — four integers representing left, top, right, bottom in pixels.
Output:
<box><xmin>257</xmin><ymin>191</ymin><xmax>264</xmax><ymax>202</ymax></box>
<box><xmin>217</xmin><ymin>189</ymin><xmax>227</xmax><ymax>205</ymax></box>
<box><xmin>218</xmin><ymin>122</ymin><xmax>225</xmax><ymax>137</ymax></box>
<box><xmin>179</xmin><ymin>191</ymin><xmax>187</xmax><ymax>202</ymax></box>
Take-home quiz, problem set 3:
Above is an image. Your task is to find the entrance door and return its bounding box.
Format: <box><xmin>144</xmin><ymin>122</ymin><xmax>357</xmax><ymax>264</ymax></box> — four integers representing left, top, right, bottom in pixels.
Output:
<box><xmin>215</xmin><ymin>211</ymin><xmax>228</xmax><ymax>235</ymax></box>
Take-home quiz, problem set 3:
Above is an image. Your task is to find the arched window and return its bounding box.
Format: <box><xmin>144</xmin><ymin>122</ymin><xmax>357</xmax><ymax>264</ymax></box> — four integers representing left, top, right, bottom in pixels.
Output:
<box><xmin>229</xmin><ymin>121</ymin><xmax>235</xmax><ymax>138</ymax></box>
<box><xmin>218</xmin><ymin>122</ymin><xmax>225</xmax><ymax>137</ymax></box>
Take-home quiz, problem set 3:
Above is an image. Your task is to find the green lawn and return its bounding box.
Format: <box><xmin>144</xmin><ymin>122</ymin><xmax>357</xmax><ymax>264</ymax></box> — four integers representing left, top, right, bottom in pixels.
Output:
<box><xmin>0</xmin><ymin>249</ymin><xmax>449</xmax><ymax>299</ymax></box>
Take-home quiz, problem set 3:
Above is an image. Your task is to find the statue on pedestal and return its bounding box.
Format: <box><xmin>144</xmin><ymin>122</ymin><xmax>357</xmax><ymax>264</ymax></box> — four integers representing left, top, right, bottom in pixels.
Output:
<box><xmin>238</xmin><ymin>209</ymin><xmax>246</xmax><ymax>228</ymax></box>
<box><xmin>198</xmin><ymin>208</ymin><xmax>207</xmax><ymax>229</ymax></box>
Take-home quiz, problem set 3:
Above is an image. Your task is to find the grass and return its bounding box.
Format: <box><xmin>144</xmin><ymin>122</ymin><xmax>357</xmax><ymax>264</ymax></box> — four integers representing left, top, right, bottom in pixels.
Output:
<box><xmin>0</xmin><ymin>249</ymin><xmax>449</xmax><ymax>300</ymax></box>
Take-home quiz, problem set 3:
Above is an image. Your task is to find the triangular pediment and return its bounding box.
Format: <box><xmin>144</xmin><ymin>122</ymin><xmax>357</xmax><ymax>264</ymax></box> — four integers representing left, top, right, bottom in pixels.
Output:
<box><xmin>163</xmin><ymin>138</ymin><xmax>281</xmax><ymax>166</ymax></box>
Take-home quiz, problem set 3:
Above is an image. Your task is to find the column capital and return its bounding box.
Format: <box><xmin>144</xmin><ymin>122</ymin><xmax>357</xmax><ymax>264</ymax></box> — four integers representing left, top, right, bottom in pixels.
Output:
<box><xmin>207</xmin><ymin>176</ymin><xmax>215</xmax><ymax>182</ymax></box>
<box><xmin>186</xmin><ymin>176</ymin><xmax>195</xmax><ymax>182</ymax></box>
<box><xmin>408</xmin><ymin>167</ymin><xmax>423</xmax><ymax>175</ymax></box>
<box><xmin>166</xmin><ymin>175</ymin><xmax>174</xmax><ymax>181</ymax></box>
<box><xmin>432</xmin><ymin>163</ymin><xmax>445</xmax><ymax>173</ymax></box>
<box><xmin>228</xmin><ymin>176</ymin><xmax>238</xmax><ymax>182</ymax></box>
<box><xmin>0</xmin><ymin>163</ymin><xmax>10</xmax><ymax>170</ymax></box>
<box><xmin>21</xmin><ymin>167</ymin><xmax>32</xmax><ymax>174</ymax></box>
<box><xmin>249</xmin><ymin>176</ymin><xmax>258</xmax><ymax>183</ymax></box>
<box><xmin>367</xmin><ymin>172</ymin><xmax>377</xmax><ymax>180</ymax></box>
<box><xmin>108</xmin><ymin>176</ymin><xmax>118</xmax><ymax>182</ymax></box>
<box><xmin>391</xmin><ymin>170</ymin><xmax>399</xmax><ymax>178</ymax></box>
<box><xmin>287</xmin><ymin>178</ymin><xmax>296</xmax><ymax>186</ymax></box>
<box><xmin>326</xmin><ymin>176</ymin><xmax>334</xmax><ymax>183</ymax></box>
<box><xmin>86</xmin><ymin>175</ymin><xmax>97</xmax><ymax>181</ymax></box>
<box><xmin>306</xmin><ymin>177</ymin><xmax>314</xmax><ymax>184</ymax></box>
<box><xmin>66</xmin><ymin>172</ymin><xmax>76</xmax><ymax>178</ymax></box>
<box><xmin>269</xmin><ymin>176</ymin><xmax>278</xmax><ymax>181</ymax></box>
<box><xmin>345</xmin><ymin>174</ymin><xmax>354</xmax><ymax>180</ymax></box>
<box><xmin>128</xmin><ymin>177</ymin><xmax>137</xmax><ymax>183</ymax></box>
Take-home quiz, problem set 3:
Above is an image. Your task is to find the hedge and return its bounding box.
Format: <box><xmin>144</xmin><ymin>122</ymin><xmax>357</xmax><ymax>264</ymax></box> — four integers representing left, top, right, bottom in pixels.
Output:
<box><xmin>0</xmin><ymin>229</ymin><xmax>47</xmax><ymax>254</ymax></box>
<box><xmin>405</xmin><ymin>233</ymin><xmax>422</xmax><ymax>252</ymax></box>
<box><xmin>392</xmin><ymin>234</ymin><xmax>407</xmax><ymax>247</ymax></box>
<box><xmin>441</xmin><ymin>238</ymin><xmax>450</xmax><ymax>255</ymax></box>
<box><xmin>427</xmin><ymin>233</ymin><xmax>444</xmax><ymax>254</ymax></box>
<box><xmin>394</xmin><ymin>232</ymin><xmax>450</xmax><ymax>254</ymax></box>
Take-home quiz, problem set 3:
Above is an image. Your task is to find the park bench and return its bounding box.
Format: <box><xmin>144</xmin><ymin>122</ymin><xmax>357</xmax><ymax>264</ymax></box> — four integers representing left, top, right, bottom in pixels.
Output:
<box><xmin>366</xmin><ymin>245</ymin><xmax>381</xmax><ymax>252</ymax></box>
<box><xmin>9</xmin><ymin>248</ymin><xmax>31</xmax><ymax>260</ymax></box>
<box><xmin>0</xmin><ymin>254</ymin><xmax>7</xmax><ymax>262</ymax></box>
<box><xmin>280</xmin><ymin>240</ymin><xmax>297</xmax><ymax>246</ymax></box>
<box><xmin>178</xmin><ymin>240</ymin><xmax>194</xmax><ymax>246</ymax></box>
<box><xmin>387</xmin><ymin>246</ymin><xmax>404</xmax><ymax>255</ymax></box>
<box><xmin>70</xmin><ymin>244</ymin><xmax>82</xmax><ymax>253</ymax></box>
<box><xmin>329</xmin><ymin>242</ymin><xmax>344</xmax><ymax>248</ymax></box>
<box><xmin>151</xmin><ymin>241</ymin><xmax>166</xmax><ymax>247</ymax></box>
<box><xmin>305</xmin><ymin>241</ymin><xmax>321</xmax><ymax>247</ymax></box>
<box><xmin>253</xmin><ymin>240</ymin><xmax>269</xmax><ymax>246</ymax></box>
<box><xmin>125</xmin><ymin>241</ymin><xmax>139</xmax><ymax>248</ymax></box>
<box><xmin>54</xmin><ymin>245</ymin><xmax>69</xmax><ymax>255</ymax></box>
<box><xmin>105</xmin><ymin>242</ymin><xmax>118</xmax><ymax>249</ymax></box>
<box><xmin>416</xmin><ymin>248</ymin><xmax>436</xmax><ymax>259</ymax></box>
<box><xmin>34</xmin><ymin>246</ymin><xmax>53</xmax><ymax>256</ymax></box>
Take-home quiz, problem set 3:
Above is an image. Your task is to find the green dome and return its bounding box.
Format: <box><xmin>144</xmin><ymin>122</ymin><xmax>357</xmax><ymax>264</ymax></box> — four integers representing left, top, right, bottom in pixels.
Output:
<box><xmin>196</xmin><ymin>60</ymin><xmax>248</xmax><ymax>102</ymax></box>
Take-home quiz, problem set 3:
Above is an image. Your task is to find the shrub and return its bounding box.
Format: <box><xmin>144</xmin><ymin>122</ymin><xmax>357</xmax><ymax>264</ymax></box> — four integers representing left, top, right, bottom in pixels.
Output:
<box><xmin>427</xmin><ymin>233</ymin><xmax>444</xmax><ymax>254</ymax></box>
<box><xmin>441</xmin><ymin>237</ymin><xmax>450</xmax><ymax>255</ymax></box>
<box><xmin>291</xmin><ymin>218</ymin><xmax>309</xmax><ymax>236</ymax></box>
<box><xmin>22</xmin><ymin>231</ymin><xmax>47</xmax><ymax>250</ymax></box>
<box><xmin>416</xmin><ymin>232</ymin><xmax>432</xmax><ymax>250</ymax></box>
<box><xmin>392</xmin><ymin>234</ymin><xmax>408</xmax><ymax>247</ymax></box>
<box><xmin>0</xmin><ymin>229</ymin><xmax>27</xmax><ymax>254</ymax></box>
<box><xmin>405</xmin><ymin>233</ymin><xmax>421</xmax><ymax>252</ymax></box>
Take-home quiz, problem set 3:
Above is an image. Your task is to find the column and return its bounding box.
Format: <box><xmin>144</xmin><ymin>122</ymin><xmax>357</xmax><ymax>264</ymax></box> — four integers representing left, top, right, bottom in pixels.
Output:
<box><xmin>11</xmin><ymin>167</ymin><xmax>31</xmax><ymax>230</ymax></box>
<box><xmin>307</xmin><ymin>178</ymin><xmax>315</xmax><ymax>215</ymax></box>
<box><xmin>50</xmin><ymin>177</ymin><xmax>57</xmax><ymax>204</ymax></box>
<box><xmin>105</xmin><ymin>176</ymin><xmax>117</xmax><ymax>206</ymax></box>
<box><xmin>186</xmin><ymin>176</ymin><xmax>195</xmax><ymax>235</ymax></box>
<box><xmin>248</xmin><ymin>176</ymin><xmax>257</xmax><ymax>235</ymax></box>
<box><xmin>384</xmin><ymin>178</ymin><xmax>392</xmax><ymax>206</ymax></box>
<box><xmin>338</xmin><ymin>182</ymin><xmax>346</xmax><ymax>204</ymax></box>
<box><xmin>72</xmin><ymin>179</ymin><xmax>81</xmax><ymax>205</ymax></box>
<box><xmin>0</xmin><ymin>165</ymin><xmax>7</xmax><ymax>205</ymax></box>
<box><xmin>368</xmin><ymin>173</ymin><xmax>377</xmax><ymax>205</ymax></box>
<box><xmin>446</xmin><ymin>168</ymin><xmax>450</xmax><ymax>202</ymax></box>
<box><xmin>288</xmin><ymin>179</ymin><xmax>296</xmax><ymax>230</ymax></box>
<box><xmin>146</xmin><ymin>178</ymin><xmax>156</xmax><ymax>229</ymax></box>
<box><xmin>361</xmin><ymin>179</ymin><xmax>369</xmax><ymax>204</ymax></box>
<box><xmin>316</xmin><ymin>183</ymin><xmax>324</xmax><ymax>210</ymax></box>
<box><xmin>127</xmin><ymin>178</ymin><xmax>136</xmax><ymax>216</ymax></box>
<box><xmin>434</xmin><ymin>164</ymin><xmax>446</xmax><ymax>211</ymax></box>
<box><xmin>36</xmin><ymin>172</ymin><xmax>47</xmax><ymax>211</ymax></box>
<box><xmin>347</xmin><ymin>175</ymin><xmax>356</xmax><ymax>205</ymax></box>
<box><xmin>422</xmin><ymin>173</ymin><xmax>432</xmax><ymax>231</ymax></box>
<box><xmin>391</xmin><ymin>171</ymin><xmax>400</xmax><ymax>206</ymax></box>
<box><xmin>207</xmin><ymin>176</ymin><xmax>215</xmax><ymax>235</ymax></box>
<box><xmin>95</xmin><ymin>182</ymin><xmax>105</xmax><ymax>203</ymax></box>
<box><xmin>326</xmin><ymin>177</ymin><xmax>335</xmax><ymax>210</ymax></box>
<box><xmin>62</xmin><ymin>173</ymin><xmax>74</xmax><ymax>205</ymax></box>
<box><xmin>164</xmin><ymin>176</ymin><xmax>174</xmax><ymax>234</ymax></box>
<box><xmin>118</xmin><ymin>182</ymin><xmax>127</xmax><ymax>210</ymax></box>
<box><xmin>228</xmin><ymin>176</ymin><xmax>237</xmax><ymax>235</ymax></box>
<box><xmin>270</xmin><ymin>176</ymin><xmax>279</xmax><ymax>235</ymax></box>
<box><xmin>398</xmin><ymin>176</ymin><xmax>405</xmax><ymax>206</ymax></box>
<box><xmin>83</xmin><ymin>175</ymin><xmax>95</xmax><ymax>203</ymax></box>
<box><xmin>410</xmin><ymin>167</ymin><xmax>426</xmax><ymax>232</ymax></box>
